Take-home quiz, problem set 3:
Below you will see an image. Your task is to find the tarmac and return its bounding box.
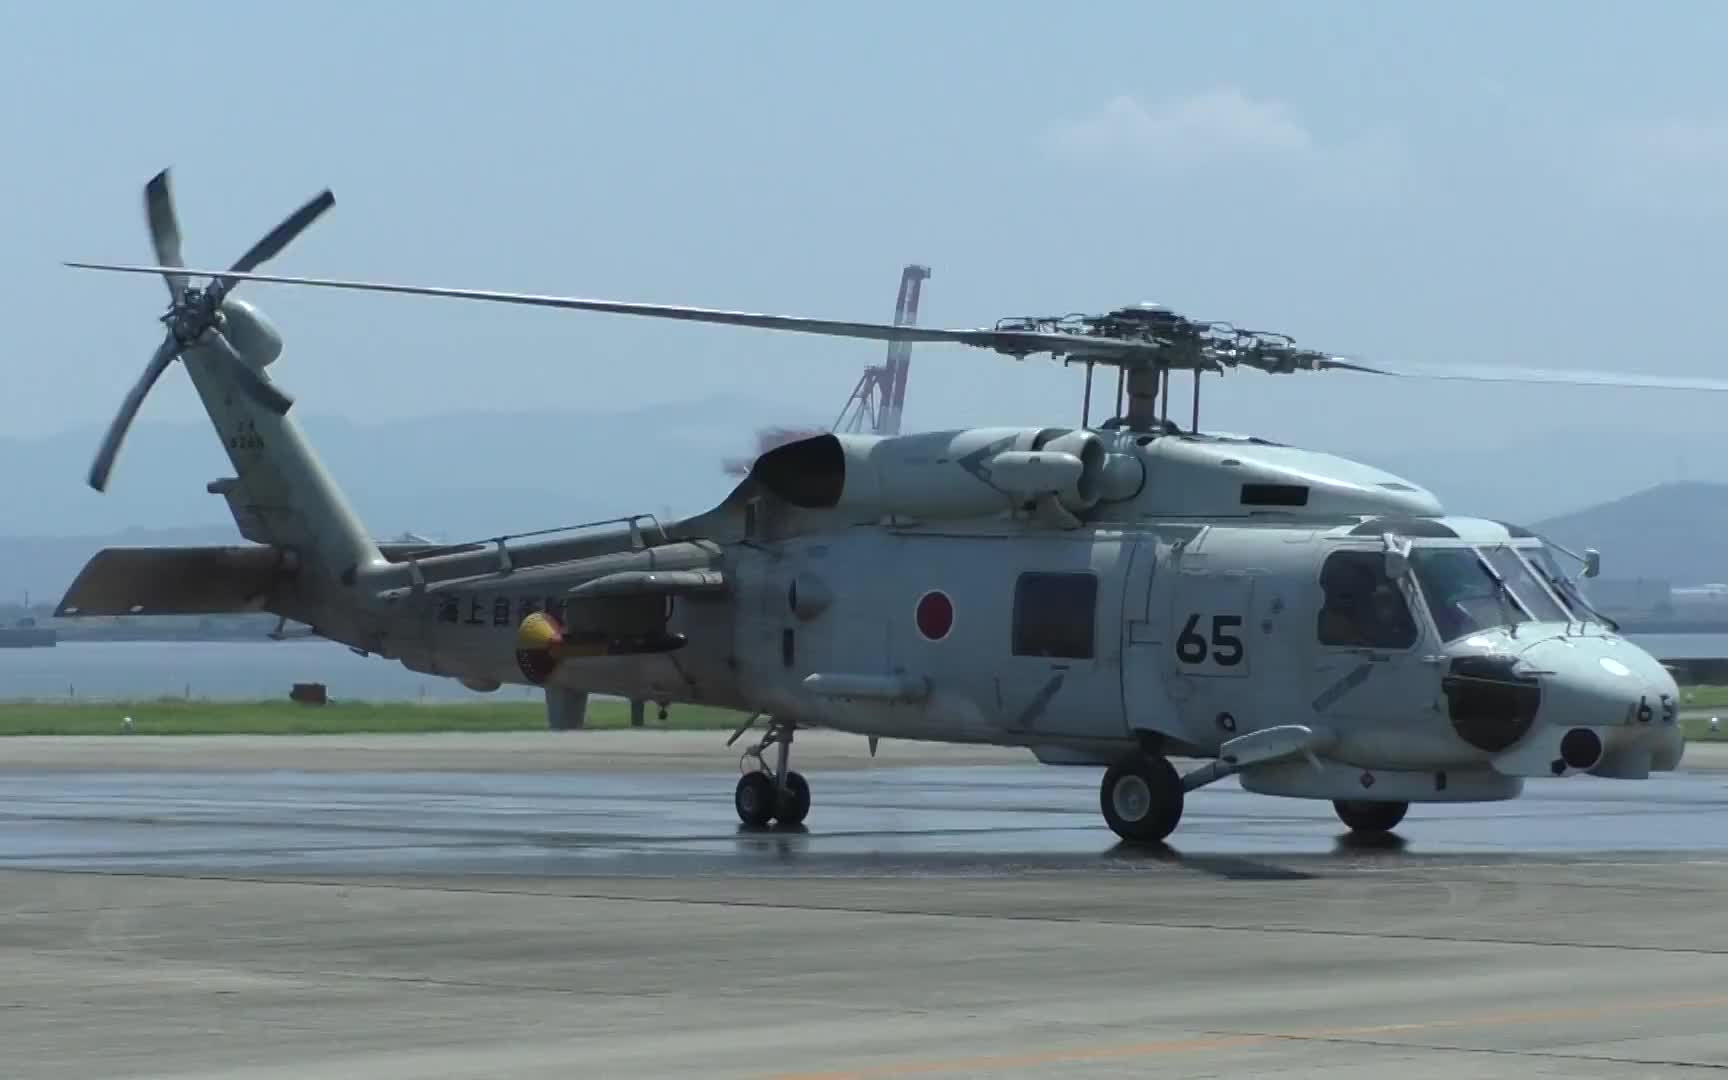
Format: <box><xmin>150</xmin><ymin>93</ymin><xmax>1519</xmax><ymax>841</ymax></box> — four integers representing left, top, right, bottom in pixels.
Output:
<box><xmin>4</xmin><ymin>730</ymin><xmax>1728</xmax><ymax>1078</ymax></box>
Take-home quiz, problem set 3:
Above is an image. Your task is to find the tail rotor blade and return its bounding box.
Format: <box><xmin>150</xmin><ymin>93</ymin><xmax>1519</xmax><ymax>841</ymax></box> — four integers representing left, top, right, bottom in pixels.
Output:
<box><xmin>88</xmin><ymin>336</ymin><xmax>180</xmax><ymax>492</ymax></box>
<box><xmin>143</xmin><ymin>170</ymin><xmax>188</xmax><ymax>299</ymax></box>
<box><xmin>203</xmin><ymin>330</ymin><xmax>294</xmax><ymax>415</ymax></box>
<box><xmin>218</xmin><ymin>188</ymin><xmax>335</xmax><ymax>297</ymax></box>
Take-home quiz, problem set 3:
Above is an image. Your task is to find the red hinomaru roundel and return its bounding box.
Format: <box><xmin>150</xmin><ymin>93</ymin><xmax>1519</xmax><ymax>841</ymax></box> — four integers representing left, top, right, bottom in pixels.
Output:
<box><xmin>915</xmin><ymin>590</ymin><xmax>954</xmax><ymax>640</ymax></box>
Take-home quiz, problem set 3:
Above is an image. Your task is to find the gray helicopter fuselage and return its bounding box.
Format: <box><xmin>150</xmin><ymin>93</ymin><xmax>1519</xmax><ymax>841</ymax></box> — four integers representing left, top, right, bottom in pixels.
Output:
<box><xmin>356</xmin><ymin>425</ymin><xmax>1682</xmax><ymax>803</ymax></box>
<box><xmin>48</xmin><ymin>302</ymin><xmax>1682</xmax><ymax>811</ymax></box>
<box><xmin>53</xmin><ymin>171</ymin><xmax>1708</xmax><ymax>841</ymax></box>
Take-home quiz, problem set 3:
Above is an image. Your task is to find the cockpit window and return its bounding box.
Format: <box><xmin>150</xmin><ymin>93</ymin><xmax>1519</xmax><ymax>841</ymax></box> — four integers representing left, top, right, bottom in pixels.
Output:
<box><xmin>1408</xmin><ymin>548</ymin><xmax>1502</xmax><ymax>641</ymax></box>
<box><xmin>1317</xmin><ymin>550</ymin><xmax>1418</xmax><ymax>649</ymax></box>
<box><xmin>1524</xmin><ymin>543</ymin><xmax>1566</xmax><ymax>585</ymax></box>
<box><xmin>1408</xmin><ymin>544</ymin><xmax>1569</xmax><ymax>641</ymax></box>
<box><xmin>1522</xmin><ymin>544</ymin><xmax>1590</xmax><ymax>621</ymax></box>
<box><xmin>1482</xmin><ymin>547</ymin><xmax>1570</xmax><ymax>622</ymax></box>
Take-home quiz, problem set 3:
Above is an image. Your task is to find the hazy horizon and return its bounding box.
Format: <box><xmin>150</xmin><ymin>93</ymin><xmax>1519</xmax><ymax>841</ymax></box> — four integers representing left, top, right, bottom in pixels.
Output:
<box><xmin>8</xmin><ymin>2</ymin><xmax>1728</xmax><ymax>544</ymax></box>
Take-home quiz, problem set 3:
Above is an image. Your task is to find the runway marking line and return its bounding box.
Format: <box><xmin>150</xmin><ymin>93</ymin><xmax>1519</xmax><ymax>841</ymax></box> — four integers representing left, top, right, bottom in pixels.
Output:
<box><xmin>771</xmin><ymin>991</ymin><xmax>1728</xmax><ymax>1078</ymax></box>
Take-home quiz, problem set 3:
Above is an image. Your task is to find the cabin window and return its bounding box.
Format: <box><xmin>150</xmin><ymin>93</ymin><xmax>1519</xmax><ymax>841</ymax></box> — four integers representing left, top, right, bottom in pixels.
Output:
<box><xmin>1316</xmin><ymin>550</ymin><xmax>1417</xmax><ymax>649</ymax></box>
<box><xmin>1012</xmin><ymin>572</ymin><xmax>1098</xmax><ymax>659</ymax></box>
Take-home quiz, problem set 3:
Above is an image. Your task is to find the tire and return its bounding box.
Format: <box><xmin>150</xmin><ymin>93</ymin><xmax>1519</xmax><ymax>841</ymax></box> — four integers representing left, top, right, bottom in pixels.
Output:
<box><xmin>735</xmin><ymin>772</ymin><xmax>777</xmax><ymax>827</ymax></box>
<box><xmin>1333</xmin><ymin>798</ymin><xmax>1408</xmax><ymax>834</ymax></box>
<box><xmin>1100</xmin><ymin>757</ymin><xmax>1184</xmax><ymax>843</ymax></box>
<box><xmin>775</xmin><ymin>771</ymin><xmax>811</xmax><ymax>826</ymax></box>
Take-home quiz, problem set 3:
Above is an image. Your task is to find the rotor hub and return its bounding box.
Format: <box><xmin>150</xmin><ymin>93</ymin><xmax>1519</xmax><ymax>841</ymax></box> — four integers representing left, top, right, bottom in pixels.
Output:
<box><xmin>162</xmin><ymin>289</ymin><xmax>220</xmax><ymax>346</ymax></box>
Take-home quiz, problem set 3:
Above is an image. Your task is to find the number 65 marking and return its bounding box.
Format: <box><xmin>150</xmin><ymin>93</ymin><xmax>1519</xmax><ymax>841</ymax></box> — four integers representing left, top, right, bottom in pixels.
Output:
<box><xmin>1176</xmin><ymin>613</ymin><xmax>1244</xmax><ymax>666</ymax></box>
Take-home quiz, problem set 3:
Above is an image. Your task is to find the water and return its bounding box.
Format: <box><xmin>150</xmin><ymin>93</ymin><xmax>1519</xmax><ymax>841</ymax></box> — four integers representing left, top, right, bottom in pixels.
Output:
<box><xmin>5</xmin><ymin>633</ymin><xmax>1728</xmax><ymax>705</ymax></box>
<box><xmin>0</xmin><ymin>640</ymin><xmax>548</xmax><ymax>703</ymax></box>
<box><xmin>1625</xmin><ymin>633</ymin><xmax>1728</xmax><ymax>660</ymax></box>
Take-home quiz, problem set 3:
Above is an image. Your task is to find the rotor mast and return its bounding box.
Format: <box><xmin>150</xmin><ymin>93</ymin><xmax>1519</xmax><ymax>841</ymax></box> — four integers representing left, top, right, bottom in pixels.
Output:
<box><xmin>1122</xmin><ymin>363</ymin><xmax>1164</xmax><ymax>431</ymax></box>
<box><xmin>1010</xmin><ymin>303</ymin><xmax>1227</xmax><ymax>435</ymax></box>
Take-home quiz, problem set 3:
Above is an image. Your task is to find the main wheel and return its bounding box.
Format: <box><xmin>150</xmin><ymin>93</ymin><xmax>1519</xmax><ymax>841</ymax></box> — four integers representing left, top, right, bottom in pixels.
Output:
<box><xmin>735</xmin><ymin>772</ymin><xmax>777</xmax><ymax>827</ymax></box>
<box><xmin>1333</xmin><ymin>798</ymin><xmax>1408</xmax><ymax>834</ymax></box>
<box><xmin>776</xmin><ymin>771</ymin><xmax>811</xmax><ymax>826</ymax></box>
<box><xmin>1100</xmin><ymin>757</ymin><xmax>1184</xmax><ymax>843</ymax></box>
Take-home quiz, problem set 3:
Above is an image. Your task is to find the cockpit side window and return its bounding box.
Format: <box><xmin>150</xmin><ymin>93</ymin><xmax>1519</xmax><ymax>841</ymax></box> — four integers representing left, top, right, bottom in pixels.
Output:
<box><xmin>1317</xmin><ymin>550</ymin><xmax>1418</xmax><ymax>649</ymax></box>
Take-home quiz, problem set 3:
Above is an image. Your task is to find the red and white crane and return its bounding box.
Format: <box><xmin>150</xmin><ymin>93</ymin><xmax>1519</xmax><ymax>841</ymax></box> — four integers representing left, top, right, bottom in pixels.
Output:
<box><xmin>722</xmin><ymin>264</ymin><xmax>931</xmax><ymax>475</ymax></box>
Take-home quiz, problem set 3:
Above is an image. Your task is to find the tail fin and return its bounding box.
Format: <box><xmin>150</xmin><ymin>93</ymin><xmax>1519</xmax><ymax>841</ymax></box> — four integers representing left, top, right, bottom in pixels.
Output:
<box><xmin>69</xmin><ymin>168</ymin><xmax>383</xmax><ymax>587</ymax></box>
<box><xmin>59</xmin><ymin>309</ymin><xmax>384</xmax><ymax>626</ymax></box>
<box><xmin>183</xmin><ymin>297</ymin><xmax>384</xmax><ymax>585</ymax></box>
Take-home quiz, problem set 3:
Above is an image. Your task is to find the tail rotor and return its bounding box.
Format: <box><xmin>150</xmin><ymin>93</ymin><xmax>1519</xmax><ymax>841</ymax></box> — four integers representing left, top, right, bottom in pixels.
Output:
<box><xmin>143</xmin><ymin>170</ymin><xmax>188</xmax><ymax>301</ymax></box>
<box><xmin>83</xmin><ymin>168</ymin><xmax>334</xmax><ymax>492</ymax></box>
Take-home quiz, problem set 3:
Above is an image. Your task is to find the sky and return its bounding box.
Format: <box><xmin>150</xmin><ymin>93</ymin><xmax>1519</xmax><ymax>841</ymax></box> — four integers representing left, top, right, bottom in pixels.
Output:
<box><xmin>5</xmin><ymin>1</ymin><xmax>1728</xmax><ymax>527</ymax></box>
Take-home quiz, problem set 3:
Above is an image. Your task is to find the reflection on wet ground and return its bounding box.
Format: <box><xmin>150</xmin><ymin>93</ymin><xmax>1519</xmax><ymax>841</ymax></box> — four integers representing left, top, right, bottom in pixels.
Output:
<box><xmin>1</xmin><ymin>763</ymin><xmax>1722</xmax><ymax>878</ymax></box>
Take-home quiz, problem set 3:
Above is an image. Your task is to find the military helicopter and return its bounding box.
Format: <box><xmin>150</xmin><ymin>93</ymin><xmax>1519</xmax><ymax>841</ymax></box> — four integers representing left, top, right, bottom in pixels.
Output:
<box><xmin>57</xmin><ymin>170</ymin><xmax>1728</xmax><ymax>843</ymax></box>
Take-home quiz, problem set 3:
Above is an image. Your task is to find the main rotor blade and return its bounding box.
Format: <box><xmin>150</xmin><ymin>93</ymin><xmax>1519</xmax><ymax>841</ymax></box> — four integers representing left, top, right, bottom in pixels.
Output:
<box><xmin>1314</xmin><ymin>357</ymin><xmax>1396</xmax><ymax>376</ymax></box>
<box><xmin>1347</xmin><ymin>359</ymin><xmax>1728</xmax><ymax>393</ymax></box>
<box><xmin>89</xmin><ymin>336</ymin><xmax>180</xmax><ymax>492</ymax></box>
<box><xmin>59</xmin><ymin>264</ymin><xmax>1162</xmax><ymax>360</ymax></box>
<box><xmin>63</xmin><ymin>261</ymin><xmax>1728</xmax><ymax>393</ymax></box>
<box><xmin>143</xmin><ymin>170</ymin><xmax>188</xmax><ymax>299</ymax></box>
<box><xmin>214</xmin><ymin>189</ymin><xmax>335</xmax><ymax>298</ymax></box>
<box><xmin>200</xmin><ymin>330</ymin><xmax>295</xmax><ymax>414</ymax></box>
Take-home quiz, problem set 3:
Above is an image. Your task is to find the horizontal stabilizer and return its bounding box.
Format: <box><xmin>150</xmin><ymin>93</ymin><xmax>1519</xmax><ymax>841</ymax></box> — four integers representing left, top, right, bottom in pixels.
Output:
<box><xmin>57</xmin><ymin>546</ymin><xmax>295</xmax><ymax>616</ymax></box>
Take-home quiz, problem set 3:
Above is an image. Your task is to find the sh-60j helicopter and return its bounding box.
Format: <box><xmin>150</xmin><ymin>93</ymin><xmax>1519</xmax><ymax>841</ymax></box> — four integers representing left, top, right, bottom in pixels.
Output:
<box><xmin>58</xmin><ymin>171</ymin><xmax>1728</xmax><ymax>843</ymax></box>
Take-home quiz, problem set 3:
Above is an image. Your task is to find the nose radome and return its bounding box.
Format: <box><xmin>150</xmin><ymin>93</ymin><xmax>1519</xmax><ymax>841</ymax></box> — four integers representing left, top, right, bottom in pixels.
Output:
<box><xmin>1477</xmin><ymin>634</ymin><xmax>1685</xmax><ymax>780</ymax></box>
<box><xmin>1441</xmin><ymin>632</ymin><xmax>1685</xmax><ymax>777</ymax></box>
<box><xmin>1519</xmin><ymin>635</ymin><xmax>1675</xmax><ymax>729</ymax></box>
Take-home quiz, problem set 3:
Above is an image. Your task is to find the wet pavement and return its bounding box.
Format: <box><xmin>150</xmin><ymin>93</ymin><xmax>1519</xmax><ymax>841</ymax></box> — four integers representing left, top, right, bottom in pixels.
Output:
<box><xmin>7</xmin><ymin>741</ymin><xmax>1728</xmax><ymax>1078</ymax></box>
<box><xmin>2</xmin><ymin>759</ymin><xmax>1725</xmax><ymax>878</ymax></box>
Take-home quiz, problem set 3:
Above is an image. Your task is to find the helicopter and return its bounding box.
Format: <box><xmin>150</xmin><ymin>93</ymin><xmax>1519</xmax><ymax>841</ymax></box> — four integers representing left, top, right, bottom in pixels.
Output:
<box><xmin>55</xmin><ymin>169</ymin><xmax>1728</xmax><ymax>843</ymax></box>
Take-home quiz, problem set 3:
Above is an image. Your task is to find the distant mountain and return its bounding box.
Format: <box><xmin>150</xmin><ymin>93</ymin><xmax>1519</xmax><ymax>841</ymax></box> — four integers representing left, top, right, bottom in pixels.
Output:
<box><xmin>1534</xmin><ymin>482</ymin><xmax>1728</xmax><ymax>586</ymax></box>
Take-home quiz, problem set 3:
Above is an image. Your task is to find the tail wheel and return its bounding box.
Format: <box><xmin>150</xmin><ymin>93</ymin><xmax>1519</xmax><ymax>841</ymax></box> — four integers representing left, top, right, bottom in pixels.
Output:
<box><xmin>1100</xmin><ymin>757</ymin><xmax>1184</xmax><ymax>843</ymax></box>
<box><xmin>1333</xmin><ymin>799</ymin><xmax>1408</xmax><ymax>834</ymax></box>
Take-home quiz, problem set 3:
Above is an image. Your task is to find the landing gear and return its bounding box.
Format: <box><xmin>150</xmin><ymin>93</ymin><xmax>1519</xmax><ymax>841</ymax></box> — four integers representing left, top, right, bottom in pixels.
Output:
<box><xmin>1100</xmin><ymin>756</ymin><xmax>1184</xmax><ymax>843</ymax></box>
<box><xmin>774</xmin><ymin>771</ymin><xmax>811</xmax><ymax>826</ymax></box>
<box><xmin>736</xmin><ymin>772</ymin><xmax>804</xmax><ymax>826</ymax></box>
<box><xmin>1333</xmin><ymin>798</ymin><xmax>1408</xmax><ymax>834</ymax></box>
<box><xmin>733</xmin><ymin>716</ymin><xmax>809</xmax><ymax>827</ymax></box>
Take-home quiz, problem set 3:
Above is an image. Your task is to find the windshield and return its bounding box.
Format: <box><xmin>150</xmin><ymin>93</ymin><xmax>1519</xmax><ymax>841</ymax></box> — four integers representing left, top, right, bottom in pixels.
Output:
<box><xmin>1482</xmin><ymin>547</ymin><xmax>1571</xmax><ymax>622</ymax></box>
<box><xmin>1408</xmin><ymin>543</ymin><xmax>1572</xmax><ymax>641</ymax></box>
<box><xmin>1521</xmin><ymin>542</ymin><xmax>1608</xmax><ymax>625</ymax></box>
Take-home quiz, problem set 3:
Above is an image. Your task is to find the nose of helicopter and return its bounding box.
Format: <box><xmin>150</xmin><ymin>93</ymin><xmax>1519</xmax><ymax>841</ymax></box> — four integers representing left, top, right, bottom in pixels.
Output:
<box><xmin>1442</xmin><ymin>629</ymin><xmax>1683</xmax><ymax>776</ymax></box>
<box><xmin>1520</xmin><ymin>633</ymin><xmax>1678</xmax><ymax>729</ymax></box>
